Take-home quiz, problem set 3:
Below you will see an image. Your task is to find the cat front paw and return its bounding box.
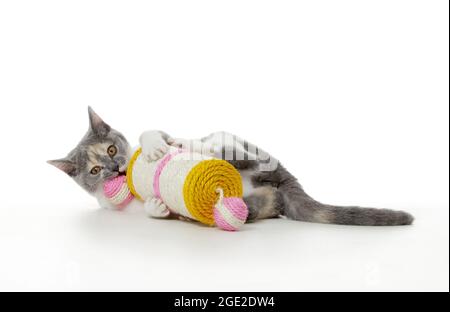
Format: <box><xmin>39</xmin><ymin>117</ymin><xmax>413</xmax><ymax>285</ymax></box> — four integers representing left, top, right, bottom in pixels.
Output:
<box><xmin>144</xmin><ymin>197</ymin><xmax>170</xmax><ymax>218</ymax></box>
<box><xmin>139</xmin><ymin>131</ymin><xmax>170</xmax><ymax>162</ymax></box>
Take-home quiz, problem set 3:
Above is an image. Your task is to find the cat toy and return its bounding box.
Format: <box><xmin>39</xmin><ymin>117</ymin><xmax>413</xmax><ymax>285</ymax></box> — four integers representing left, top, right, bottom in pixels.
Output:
<box><xmin>103</xmin><ymin>147</ymin><xmax>248</xmax><ymax>231</ymax></box>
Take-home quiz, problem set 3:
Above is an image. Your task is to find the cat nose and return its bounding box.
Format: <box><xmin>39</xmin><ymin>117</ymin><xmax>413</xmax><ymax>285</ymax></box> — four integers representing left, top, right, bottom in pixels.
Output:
<box><xmin>110</xmin><ymin>163</ymin><xmax>120</xmax><ymax>172</ymax></box>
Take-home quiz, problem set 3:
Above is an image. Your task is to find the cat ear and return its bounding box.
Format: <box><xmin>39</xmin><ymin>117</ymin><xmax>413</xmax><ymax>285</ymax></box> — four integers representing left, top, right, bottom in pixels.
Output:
<box><xmin>47</xmin><ymin>158</ymin><xmax>78</xmax><ymax>177</ymax></box>
<box><xmin>88</xmin><ymin>106</ymin><xmax>111</xmax><ymax>137</ymax></box>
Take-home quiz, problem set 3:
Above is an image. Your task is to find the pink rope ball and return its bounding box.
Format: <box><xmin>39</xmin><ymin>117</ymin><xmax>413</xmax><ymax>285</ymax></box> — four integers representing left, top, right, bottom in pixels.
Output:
<box><xmin>103</xmin><ymin>175</ymin><xmax>134</xmax><ymax>209</ymax></box>
<box><xmin>213</xmin><ymin>191</ymin><xmax>248</xmax><ymax>231</ymax></box>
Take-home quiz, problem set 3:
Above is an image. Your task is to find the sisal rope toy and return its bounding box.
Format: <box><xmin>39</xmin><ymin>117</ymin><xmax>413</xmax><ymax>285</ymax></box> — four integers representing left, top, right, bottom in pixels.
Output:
<box><xmin>103</xmin><ymin>147</ymin><xmax>248</xmax><ymax>231</ymax></box>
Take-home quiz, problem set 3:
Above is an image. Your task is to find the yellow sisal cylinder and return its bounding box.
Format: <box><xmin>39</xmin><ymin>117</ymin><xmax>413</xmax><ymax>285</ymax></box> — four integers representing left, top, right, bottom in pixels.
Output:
<box><xmin>126</xmin><ymin>147</ymin><xmax>245</xmax><ymax>227</ymax></box>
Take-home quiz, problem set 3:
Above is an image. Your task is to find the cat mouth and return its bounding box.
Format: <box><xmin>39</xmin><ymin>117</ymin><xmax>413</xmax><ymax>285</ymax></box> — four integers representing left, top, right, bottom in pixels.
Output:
<box><xmin>116</xmin><ymin>165</ymin><xmax>127</xmax><ymax>177</ymax></box>
<box><xmin>111</xmin><ymin>170</ymin><xmax>126</xmax><ymax>178</ymax></box>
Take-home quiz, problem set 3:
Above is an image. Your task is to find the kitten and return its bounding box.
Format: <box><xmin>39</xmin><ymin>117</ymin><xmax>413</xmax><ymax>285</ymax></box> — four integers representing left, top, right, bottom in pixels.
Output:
<box><xmin>49</xmin><ymin>107</ymin><xmax>414</xmax><ymax>226</ymax></box>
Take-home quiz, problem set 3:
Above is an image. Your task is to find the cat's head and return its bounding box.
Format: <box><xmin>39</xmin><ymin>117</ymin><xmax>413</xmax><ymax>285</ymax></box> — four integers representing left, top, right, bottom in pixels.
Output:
<box><xmin>48</xmin><ymin>107</ymin><xmax>131</xmax><ymax>193</ymax></box>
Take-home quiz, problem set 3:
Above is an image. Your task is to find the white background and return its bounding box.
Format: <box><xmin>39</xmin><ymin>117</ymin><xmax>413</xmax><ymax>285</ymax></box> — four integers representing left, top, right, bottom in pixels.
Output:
<box><xmin>0</xmin><ymin>1</ymin><xmax>448</xmax><ymax>291</ymax></box>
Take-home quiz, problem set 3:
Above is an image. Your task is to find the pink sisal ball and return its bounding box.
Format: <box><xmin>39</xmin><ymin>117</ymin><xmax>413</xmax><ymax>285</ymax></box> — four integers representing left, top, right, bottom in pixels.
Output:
<box><xmin>213</xmin><ymin>197</ymin><xmax>248</xmax><ymax>231</ymax></box>
<box><xmin>103</xmin><ymin>175</ymin><xmax>134</xmax><ymax>209</ymax></box>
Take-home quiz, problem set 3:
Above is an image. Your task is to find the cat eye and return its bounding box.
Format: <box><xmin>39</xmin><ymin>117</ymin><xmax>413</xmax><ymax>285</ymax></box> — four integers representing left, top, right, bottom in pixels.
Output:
<box><xmin>90</xmin><ymin>166</ymin><xmax>102</xmax><ymax>175</ymax></box>
<box><xmin>107</xmin><ymin>145</ymin><xmax>117</xmax><ymax>157</ymax></box>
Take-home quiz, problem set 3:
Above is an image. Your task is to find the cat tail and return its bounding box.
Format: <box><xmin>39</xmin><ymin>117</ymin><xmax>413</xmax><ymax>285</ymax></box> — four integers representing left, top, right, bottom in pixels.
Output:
<box><xmin>279</xmin><ymin>183</ymin><xmax>414</xmax><ymax>226</ymax></box>
<box><xmin>256</xmin><ymin>162</ymin><xmax>415</xmax><ymax>226</ymax></box>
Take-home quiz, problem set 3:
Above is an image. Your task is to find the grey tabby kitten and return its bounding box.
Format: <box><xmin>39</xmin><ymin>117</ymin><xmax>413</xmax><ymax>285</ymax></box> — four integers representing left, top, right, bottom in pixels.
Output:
<box><xmin>49</xmin><ymin>108</ymin><xmax>414</xmax><ymax>226</ymax></box>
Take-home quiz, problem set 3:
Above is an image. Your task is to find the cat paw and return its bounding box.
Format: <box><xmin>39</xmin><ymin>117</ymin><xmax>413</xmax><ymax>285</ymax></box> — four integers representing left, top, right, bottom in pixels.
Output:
<box><xmin>144</xmin><ymin>198</ymin><xmax>170</xmax><ymax>218</ymax></box>
<box><xmin>140</xmin><ymin>131</ymin><xmax>170</xmax><ymax>161</ymax></box>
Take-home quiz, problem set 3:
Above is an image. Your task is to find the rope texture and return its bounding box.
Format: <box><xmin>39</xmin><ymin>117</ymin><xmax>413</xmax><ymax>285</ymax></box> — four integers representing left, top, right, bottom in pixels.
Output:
<box><xmin>183</xmin><ymin>159</ymin><xmax>243</xmax><ymax>226</ymax></box>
